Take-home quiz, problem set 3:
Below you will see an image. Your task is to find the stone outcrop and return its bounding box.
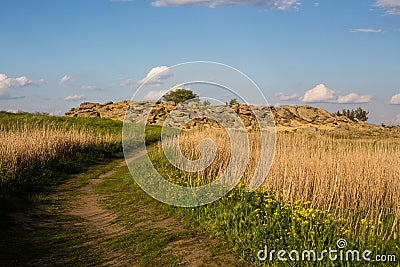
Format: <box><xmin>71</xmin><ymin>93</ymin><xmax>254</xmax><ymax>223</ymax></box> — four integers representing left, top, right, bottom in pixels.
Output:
<box><xmin>66</xmin><ymin>100</ymin><xmax>129</xmax><ymax>120</ymax></box>
<box><xmin>65</xmin><ymin>100</ymin><xmax>399</xmax><ymax>136</ymax></box>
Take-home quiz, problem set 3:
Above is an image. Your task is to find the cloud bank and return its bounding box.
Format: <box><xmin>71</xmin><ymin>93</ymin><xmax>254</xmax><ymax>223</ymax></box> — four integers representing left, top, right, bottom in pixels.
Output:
<box><xmin>80</xmin><ymin>85</ymin><xmax>100</xmax><ymax>91</ymax></box>
<box><xmin>336</xmin><ymin>93</ymin><xmax>372</xmax><ymax>104</ymax></box>
<box><xmin>275</xmin><ymin>92</ymin><xmax>301</xmax><ymax>101</ymax></box>
<box><xmin>144</xmin><ymin>90</ymin><xmax>168</xmax><ymax>100</ymax></box>
<box><xmin>118</xmin><ymin>78</ymin><xmax>132</xmax><ymax>88</ymax></box>
<box><xmin>375</xmin><ymin>0</ymin><xmax>400</xmax><ymax>15</ymax></box>
<box><xmin>0</xmin><ymin>73</ymin><xmax>44</xmax><ymax>100</ymax></box>
<box><xmin>278</xmin><ymin>84</ymin><xmax>372</xmax><ymax>104</ymax></box>
<box><xmin>151</xmin><ymin>0</ymin><xmax>300</xmax><ymax>10</ymax></box>
<box><xmin>64</xmin><ymin>94</ymin><xmax>87</xmax><ymax>101</ymax></box>
<box><xmin>390</xmin><ymin>93</ymin><xmax>400</xmax><ymax>104</ymax></box>
<box><xmin>138</xmin><ymin>66</ymin><xmax>172</xmax><ymax>86</ymax></box>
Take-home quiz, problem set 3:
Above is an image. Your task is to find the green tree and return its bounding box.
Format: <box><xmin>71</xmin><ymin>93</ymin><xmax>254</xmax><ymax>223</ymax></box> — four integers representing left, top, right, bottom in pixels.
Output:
<box><xmin>203</xmin><ymin>100</ymin><xmax>211</xmax><ymax>106</ymax></box>
<box><xmin>335</xmin><ymin>107</ymin><xmax>369</xmax><ymax>122</ymax></box>
<box><xmin>229</xmin><ymin>98</ymin><xmax>239</xmax><ymax>105</ymax></box>
<box><xmin>163</xmin><ymin>88</ymin><xmax>198</xmax><ymax>104</ymax></box>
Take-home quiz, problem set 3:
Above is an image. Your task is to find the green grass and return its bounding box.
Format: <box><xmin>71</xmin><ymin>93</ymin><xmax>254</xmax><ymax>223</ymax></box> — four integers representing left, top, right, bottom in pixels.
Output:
<box><xmin>0</xmin><ymin>111</ymin><xmax>165</xmax><ymax>140</ymax></box>
<box><xmin>94</xmin><ymin>167</ymin><xmax>188</xmax><ymax>266</ymax></box>
<box><xmin>0</xmin><ymin>160</ymin><xmax>122</xmax><ymax>266</ymax></box>
<box><xmin>0</xmin><ymin>111</ymin><xmax>123</xmax><ymax>134</ymax></box>
<box><xmin>0</xmin><ymin>112</ymin><xmax>162</xmax><ymax>194</ymax></box>
<box><xmin>143</xmin><ymin>148</ymin><xmax>400</xmax><ymax>266</ymax></box>
<box><xmin>1</xmin><ymin>112</ymin><xmax>398</xmax><ymax>265</ymax></box>
<box><xmin>0</xmin><ymin>113</ymin><xmax>164</xmax><ymax>265</ymax></box>
<box><xmin>94</xmin><ymin>162</ymin><xmax>242</xmax><ymax>266</ymax></box>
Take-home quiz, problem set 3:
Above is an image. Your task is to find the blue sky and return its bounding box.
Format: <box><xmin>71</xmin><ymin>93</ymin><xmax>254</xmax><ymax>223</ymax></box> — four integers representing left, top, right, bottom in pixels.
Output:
<box><xmin>1</xmin><ymin>0</ymin><xmax>400</xmax><ymax>124</ymax></box>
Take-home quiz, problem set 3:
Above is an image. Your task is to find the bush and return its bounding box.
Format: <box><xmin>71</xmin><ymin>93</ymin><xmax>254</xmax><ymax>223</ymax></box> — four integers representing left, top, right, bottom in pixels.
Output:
<box><xmin>203</xmin><ymin>100</ymin><xmax>211</xmax><ymax>106</ymax></box>
<box><xmin>335</xmin><ymin>107</ymin><xmax>369</xmax><ymax>122</ymax></box>
<box><xmin>163</xmin><ymin>88</ymin><xmax>198</xmax><ymax>104</ymax></box>
<box><xmin>228</xmin><ymin>98</ymin><xmax>239</xmax><ymax>105</ymax></box>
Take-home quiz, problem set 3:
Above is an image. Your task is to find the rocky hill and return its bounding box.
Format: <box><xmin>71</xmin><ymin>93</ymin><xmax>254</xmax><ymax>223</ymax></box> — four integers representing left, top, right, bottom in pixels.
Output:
<box><xmin>65</xmin><ymin>100</ymin><xmax>399</xmax><ymax>136</ymax></box>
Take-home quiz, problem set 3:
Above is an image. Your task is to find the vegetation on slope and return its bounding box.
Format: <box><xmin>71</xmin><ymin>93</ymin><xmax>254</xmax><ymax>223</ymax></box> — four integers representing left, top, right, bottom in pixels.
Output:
<box><xmin>0</xmin><ymin>111</ymin><xmax>161</xmax><ymax>194</ymax></box>
<box><xmin>335</xmin><ymin>107</ymin><xmax>369</xmax><ymax>122</ymax></box>
<box><xmin>1</xmin><ymin>110</ymin><xmax>398</xmax><ymax>265</ymax></box>
<box><xmin>144</xmin><ymin>129</ymin><xmax>399</xmax><ymax>265</ymax></box>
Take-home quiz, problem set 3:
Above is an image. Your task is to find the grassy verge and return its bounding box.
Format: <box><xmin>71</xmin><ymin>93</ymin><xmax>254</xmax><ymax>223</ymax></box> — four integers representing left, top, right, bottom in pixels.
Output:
<box><xmin>0</xmin><ymin>159</ymin><xmax>122</xmax><ymax>266</ymax></box>
<box><xmin>94</xmin><ymin>165</ymin><xmax>188</xmax><ymax>266</ymax></box>
<box><xmin>94</xmin><ymin>160</ymin><xmax>246</xmax><ymax>267</ymax></box>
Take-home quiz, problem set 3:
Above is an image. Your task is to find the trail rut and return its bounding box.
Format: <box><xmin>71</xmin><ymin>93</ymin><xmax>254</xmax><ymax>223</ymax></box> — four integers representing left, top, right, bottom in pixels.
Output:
<box><xmin>65</xmin><ymin>150</ymin><xmax>244</xmax><ymax>266</ymax></box>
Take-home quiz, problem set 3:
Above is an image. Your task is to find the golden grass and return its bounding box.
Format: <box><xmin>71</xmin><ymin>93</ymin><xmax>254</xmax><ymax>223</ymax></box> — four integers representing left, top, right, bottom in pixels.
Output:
<box><xmin>0</xmin><ymin>122</ymin><xmax>120</xmax><ymax>181</ymax></box>
<box><xmin>162</xmin><ymin>129</ymin><xmax>400</xmax><ymax>236</ymax></box>
<box><xmin>268</xmin><ymin>133</ymin><xmax>399</xmax><ymax>231</ymax></box>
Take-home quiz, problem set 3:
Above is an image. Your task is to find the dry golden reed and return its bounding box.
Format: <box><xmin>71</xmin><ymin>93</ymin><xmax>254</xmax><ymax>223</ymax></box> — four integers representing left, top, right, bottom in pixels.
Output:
<box><xmin>166</xmin><ymin>129</ymin><xmax>400</xmax><ymax>234</ymax></box>
<box><xmin>0</xmin><ymin>122</ymin><xmax>120</xmax><ymax>181</ymax></box>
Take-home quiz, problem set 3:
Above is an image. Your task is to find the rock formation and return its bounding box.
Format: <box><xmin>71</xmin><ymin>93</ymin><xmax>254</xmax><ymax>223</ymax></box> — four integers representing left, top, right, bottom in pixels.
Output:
<box><xmin>65</xmin><ymin>100</ymin><xmax>399</xmax><ymax>136</ymax></box>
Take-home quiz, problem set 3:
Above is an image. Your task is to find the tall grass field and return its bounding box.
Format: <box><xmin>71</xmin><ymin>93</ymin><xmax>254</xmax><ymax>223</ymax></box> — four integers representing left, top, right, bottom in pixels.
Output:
<box><xmin>148</xmin><ymin>128</ymin><xmax>400</xmax><ymax>265</ymax></box>
<box><xmin>0</xmin><ymin>111</ymin><xmax>166</xmax><ymax>194</ymax></box>
<box><xmin>1</xmin><ymin>110</ymin><xmax>398</xmax><ymax>265</ymax></box>
<box><xmin>0</xmin><ymin>111</ymin><xmax>125</xmax><ymax>193</ymax></box>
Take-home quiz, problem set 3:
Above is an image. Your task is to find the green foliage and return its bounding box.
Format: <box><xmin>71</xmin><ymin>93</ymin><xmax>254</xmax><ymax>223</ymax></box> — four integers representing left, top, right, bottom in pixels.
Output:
<box><xmin>228</xmin><ymin>98</ymin><xmax>239</xmax><ymax>105</ymax></box>
<box><xmin>163</xmin><ymin>88</ymin><xmax>198</xmax><ymax>104</ymax></box>
<box><xmin>335</xmin><ymin>107</ymin><xmax>369</xmax><ymax>122</ymax></box>
<box><xmin>203</xmin><ymin>100</ymin><xmax>211</xmax><ymax>106</ymax></box>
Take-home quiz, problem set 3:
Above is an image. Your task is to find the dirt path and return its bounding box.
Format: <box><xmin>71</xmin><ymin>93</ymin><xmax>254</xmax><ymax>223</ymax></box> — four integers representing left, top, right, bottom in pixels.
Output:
<box><xmin>2</xmin><ymin>150</ymin><xmax>245</xmax><ymax>266</ymax></box>
<box><xmin>65</xmin><ymin>150</ymin><xmax>243</xmax><ymax>266</ymax></box>
<box><xmin>68</xmin><ymin>178</ymin><xmax>132</xmax><ymax>266</ymax></box>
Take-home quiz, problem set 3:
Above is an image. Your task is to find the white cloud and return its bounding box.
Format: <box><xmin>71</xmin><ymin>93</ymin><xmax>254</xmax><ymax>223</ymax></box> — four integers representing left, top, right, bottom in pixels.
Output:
<box><xmin>80</xmin><ymin>85</ymin><xmax>100</xmax><ymax>91</ymax></box>
<box><xmin>275</xmin><ymin>92</ymin><xmax>301</xmax><ymax>101</ymax></box>
<box><xmin>0</xmin><ymin>73</ymin><xmax>44</xmax><ymax>100</ymax></box>
<box><xmin>118</xmin><ymin>78</ymin><xmax>132</xmax><ymax>87</ymax></box>
<box><xmin>390</xmin><ymin>93</ymin><xmax>400</xmax><ymax>104</ymax></box>
<box><xmin>59</xmin><ymin>75</ymin><xmax>72</xmax><ymax>85</ymax></box>
<box><xmin>138</xmin><ymin>66</ymin><xmax>172</xmax><ymax>85</ymax></box>
<box><xmin>336</xmin><ymin>93</ymin><xmax>372</xmax><ymax>103</ymax></box>
<box><xmin>279</xmin><ymin>84</ymin><xmax>373</xmax><ymax>104</ymax></box>
<box><xmin>349</xmin><ymin>28</ymin><xmax>382</xmax><ymax>33</ymax></box>
<box><xmin>395</xmin><ymin>114</ymin><xmax>400</xmax><ymax>123</ymax></box>
<box><xmin>301</xmin><ymin>84</ymin><xmax>373</xmax><ymax>103</ymax></box>
<box><xmin>302</xmin><ymin>84</ymin><xmax>336</xmax><ymax>103</ymax></box>
<box><xmin>375</xmin><ymin>0</ymin><xmax>400</xmax><ymax>15</ymax></box>
<box><xmin>144</xmin><ymin>90</ymin><xmax>168</xmax><ymax>100</ymax></box>
<box><xmin>64</xmin><ymin>94</ymin><xmax>87</xmax><ymax>101</ymax></box>
<box><xmin>313</xmin><ymin>2</ymin><xmax>320</xmax><ymax>7</ymax></box>
<box><xmin>151</xmin><ymin>0</ymin><xmax>300</xmax><ymax>10</ymax></box>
